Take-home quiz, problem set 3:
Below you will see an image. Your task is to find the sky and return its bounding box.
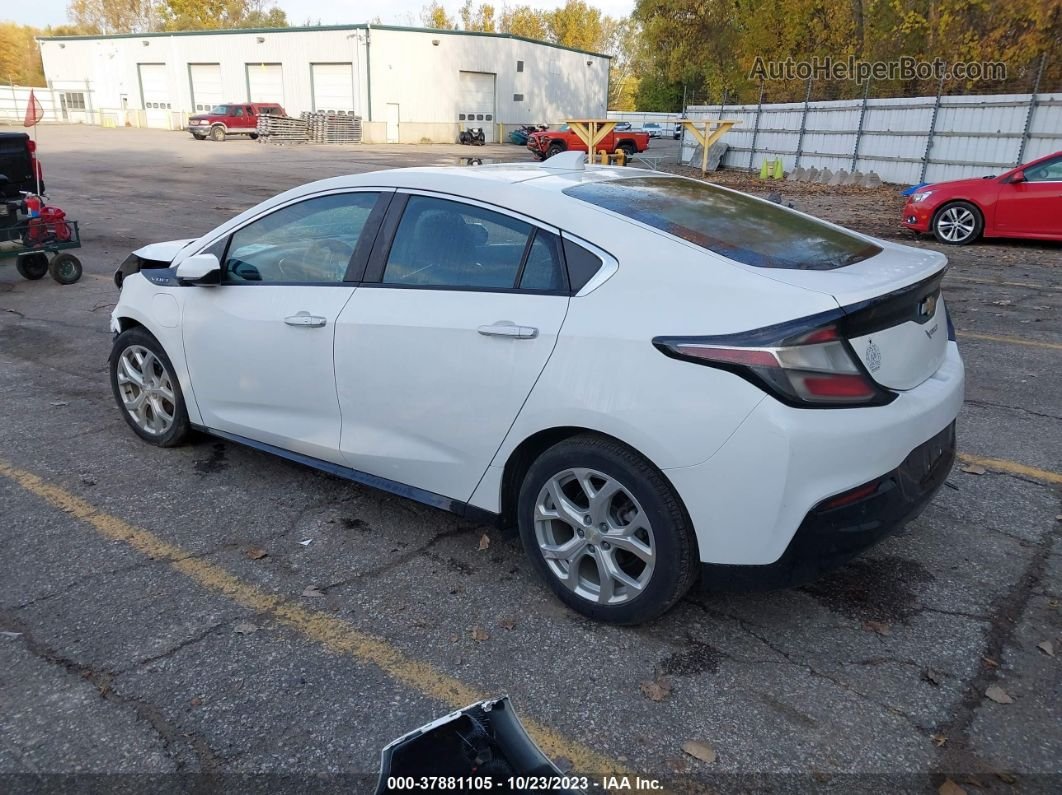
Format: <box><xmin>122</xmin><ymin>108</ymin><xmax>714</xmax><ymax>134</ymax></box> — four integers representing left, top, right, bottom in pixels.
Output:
<box><xmin>4</xmin><ymin>0</ymin><xmax>637</xmax><ymax>29</ymax></box>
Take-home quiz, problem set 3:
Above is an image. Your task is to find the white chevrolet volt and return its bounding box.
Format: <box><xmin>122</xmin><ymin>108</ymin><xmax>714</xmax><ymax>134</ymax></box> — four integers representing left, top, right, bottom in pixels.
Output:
<box><xmin>110</xmin><ymin>152</ymin><xmax>964</xmax><ymax>624</ymax></box>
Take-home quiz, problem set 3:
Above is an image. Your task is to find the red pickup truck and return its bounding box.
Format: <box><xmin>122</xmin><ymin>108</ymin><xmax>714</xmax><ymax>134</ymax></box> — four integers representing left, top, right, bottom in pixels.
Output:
<box><xmin>187</xmin><ymin>102</ymin><xmax>286</xmax><ymax>142</ymax></box>
<box><xmin>527</xmin><ymin>124</ymin><xmax>650</xmax><ymax>160</ymax></box>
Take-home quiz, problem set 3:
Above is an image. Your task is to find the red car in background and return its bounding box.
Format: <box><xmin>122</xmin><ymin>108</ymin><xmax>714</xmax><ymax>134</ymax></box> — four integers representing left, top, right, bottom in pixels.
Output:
<box><xmin>902</xmin><ymin>150</ymin><xmax>1062</xmax><ymax>244</ymax></box>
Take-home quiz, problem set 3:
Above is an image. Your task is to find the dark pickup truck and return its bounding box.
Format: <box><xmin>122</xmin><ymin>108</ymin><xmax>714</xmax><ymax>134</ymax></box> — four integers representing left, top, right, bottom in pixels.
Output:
<box><xmin>1</xmin><ymin>132</ymin><xmax>45</xmax><ymax>243</ymax></box>
<box><xmin>0</xmin><ymin>132</ymin><xmax>45</xmax><ymax>197</ymax></box>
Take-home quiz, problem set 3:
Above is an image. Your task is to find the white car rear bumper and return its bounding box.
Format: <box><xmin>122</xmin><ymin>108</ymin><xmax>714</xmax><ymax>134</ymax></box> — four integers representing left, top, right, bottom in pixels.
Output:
<box><xmin>665</xmin><ymin>342</ymin><xmax>965</xmax><ymax>570</ymax></box>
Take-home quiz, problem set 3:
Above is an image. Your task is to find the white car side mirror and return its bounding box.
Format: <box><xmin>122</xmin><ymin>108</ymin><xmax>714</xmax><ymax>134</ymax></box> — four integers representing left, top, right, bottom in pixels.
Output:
<box><xmin>176</xmin><ymin>253</ymin><xmax>221</xmax><ymax>285</ymax></box>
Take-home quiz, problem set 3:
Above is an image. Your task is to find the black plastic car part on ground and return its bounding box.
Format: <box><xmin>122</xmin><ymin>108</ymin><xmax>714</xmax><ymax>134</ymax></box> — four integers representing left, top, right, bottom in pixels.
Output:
<box><xmin>376</xmin><ymin>697</ymin><xmax>580</xmax><ymax>794</ymax></box>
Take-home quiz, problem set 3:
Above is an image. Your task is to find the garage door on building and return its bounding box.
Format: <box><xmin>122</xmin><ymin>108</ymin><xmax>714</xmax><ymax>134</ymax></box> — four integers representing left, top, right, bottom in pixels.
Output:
<box><xmin>138</xmin><ymin>63</ymin><xmax>172</xmax><ymax>129</ymax></box>
<box><xmin>458</xmin><ymin>71</ymin><xmax>496</xmax><ymax>143</ymax></box>
<box><xmin>246</xmin><ymin>63</ymin><xmax>284</xmax><ymax>105</ymax></box>
<box><xmin>311</xmin><ymin>63</ymin><xmax>355</xmax><ymax>113</ymax></box>
<box><xmin>189</xmin><ymin>63</ymin><xmax>224</xmax><ymax>113</ymax></box>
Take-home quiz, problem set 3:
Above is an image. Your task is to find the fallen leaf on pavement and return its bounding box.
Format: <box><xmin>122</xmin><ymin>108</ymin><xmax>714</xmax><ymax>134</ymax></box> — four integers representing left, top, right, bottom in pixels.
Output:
<box><xmin>640</xmin><ymin>677</ymin><xmax>673</xmax><ymax>702</ymax></box>
<box><xmin>995</xmin><ymin>772</ymin><xmax>1017</xmax><ymax>785</ymax></box>
<box><xmin>50</xmin><ymin>400</ymin><xmax>69</xmax><ymax>407</ymax></box>
<box><xmin>471</xmin><ymin>625</ymin><xmax>490</xmax><ymax>642</ymax></box>
<box><xmin>449</xmin><ymin>583</ymin><xmax>465</xmax><ymax>595</ymax></box>
<box><xmin>982</xmin><ymin>657</ymin><xmax>1000</xmax><ymax>668</ymax></box>
<box><xmin>298</xmin><ymin>539</ymin><xmax>313</xmax><ymax>546</ymax></box>
<box><xmin>682</xmin><ymin>740</ymin><xmax>717</xmax><ymax>764</ymax></box>
<box><xmin>499</xmin><ymin>617</ymin><xmax>517</xmax><ymax>631</ymax></box>
<box><xmin>301</xmin><ymin>586</ymin><xmax>325</xmax><ymax>598</ymax></box>
<box><xmin>478</xmin><ymin>533</ymin><xmax>491</xmax><ymax>551</ymax></box>
<box><xmin>931</xmin><ymin>733</ymin><xmax>947</xmax><ymax>747</ymax></box>
<box><xmin>938</xmin><ymin>778</ymin><xmax>966</xmax><ymax>795</ymax></box>
<box><xmin>985</xmin><ymin>685</ymin><xmax>1013</xmax><ymax>704</ymax></box>
<box><xmin>863</xmin><ymin>620</ymin><xmax>892</xmax><ymax>636</ymax></box>
<box><xmin>1036</xmin><ymin>640</ymin><xmax>1054</xmax><ymax>657</ymax></box>
<box><xmin>245</xmin><ymin>547</ymin><xmax>268</xmax><ymax>560</ymax></box>
<box><xmin>233</xmin><ymin>622</ymin><xmax>259</xmax><ymax>635</ymax></box>
<box><xmin>922</xmin><ymin>668</ymin><xmax>943</xmax><ymax>686</ymax></box>
<box><xmin>961</xmin><ymin>464</ymin><xmax>986</xmax><ymax>475</ymax></box>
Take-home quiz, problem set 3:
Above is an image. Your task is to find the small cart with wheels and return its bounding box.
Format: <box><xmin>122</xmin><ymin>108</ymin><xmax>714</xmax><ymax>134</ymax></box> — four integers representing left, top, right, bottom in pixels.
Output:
<box><xmin>1</xmin><ymin>217</ymin><xmax>83</xmax><ymax>285</ymax></box>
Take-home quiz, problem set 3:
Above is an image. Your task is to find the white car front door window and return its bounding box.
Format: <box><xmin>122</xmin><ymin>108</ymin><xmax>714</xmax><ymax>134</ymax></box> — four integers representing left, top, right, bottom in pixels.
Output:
<box><xmin>334</xmin><ymin>194</ymin><xmax>573</xmax><ymax>501</ymax></box>
<box><xmin>182</xmin><ymin>191</ymin><xmax>384</xmax><ymax>462</ymax></box>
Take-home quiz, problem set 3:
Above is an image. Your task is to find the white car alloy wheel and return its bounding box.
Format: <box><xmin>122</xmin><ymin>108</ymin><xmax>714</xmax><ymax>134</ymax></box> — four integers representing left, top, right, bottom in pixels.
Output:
<box><xmin>534</xmin><ymin>467</ymin><xmax>656</xmax><ymax>605</ymax></box>
<box><xmin>110</xmin><ymin>327</ymin><xmax>190</xmax><ymax>447</ymax></box>
<box><xmin>116</xmin><ymin>345</ymin><xmax>177</xmax><ymax>435</ymax></box>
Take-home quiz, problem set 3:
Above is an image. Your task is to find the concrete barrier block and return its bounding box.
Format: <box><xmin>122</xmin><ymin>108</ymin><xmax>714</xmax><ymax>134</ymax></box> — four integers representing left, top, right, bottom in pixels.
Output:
<box><xmin>862</xmin><ymin>171</ymin><xmax>882</xmax><ymax>188</ymax></box>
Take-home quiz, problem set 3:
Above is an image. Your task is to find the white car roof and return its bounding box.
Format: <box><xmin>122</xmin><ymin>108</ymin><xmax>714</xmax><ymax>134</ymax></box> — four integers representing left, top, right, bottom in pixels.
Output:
<box><xmin>198</xmin><ymin>163</ymin><xmax>652</xmax><ymax>250</ymax></box>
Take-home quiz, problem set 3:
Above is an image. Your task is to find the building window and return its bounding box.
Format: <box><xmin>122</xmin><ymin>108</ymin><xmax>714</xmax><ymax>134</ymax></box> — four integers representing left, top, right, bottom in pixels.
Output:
<box><xmin>513</xmin><ymin>94</ymin><xmax>524</xmax><ymax>102</ymax></box>
<box><xmin>516</xmin><ymin>60</ymin><xmax>524</xmax><ymax>73</ymax></box>
<box><xmin>65</xmin><ymin>92</ymin><xmax>86</xmax><ymax>110</ymax></box>
<box><xmin>459</xmin><ymin>114</ymin><xmax>466</xmax><ymax>120</ymax></box>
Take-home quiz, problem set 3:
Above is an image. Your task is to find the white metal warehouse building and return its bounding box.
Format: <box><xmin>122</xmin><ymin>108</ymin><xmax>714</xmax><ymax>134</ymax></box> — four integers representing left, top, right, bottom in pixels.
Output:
<box><xmin>37</xmin><ymin>24</ymin><xmax>610</xmax><ymax>143</ymax></box>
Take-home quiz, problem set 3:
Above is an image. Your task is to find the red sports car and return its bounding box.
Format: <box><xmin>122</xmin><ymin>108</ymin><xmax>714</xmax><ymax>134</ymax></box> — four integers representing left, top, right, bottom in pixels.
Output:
<box><xmin>902</xmin><ymin>150</ymin><xmax>1062</xmax><ymax>245</ymax></box>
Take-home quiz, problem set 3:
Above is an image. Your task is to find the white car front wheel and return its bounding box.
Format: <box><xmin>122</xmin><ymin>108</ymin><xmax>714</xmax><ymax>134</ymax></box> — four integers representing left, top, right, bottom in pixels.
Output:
<box><xmin>109</xmin><ymin>328</ymin><xmax>191</xmax><ymax>447</ymax></box>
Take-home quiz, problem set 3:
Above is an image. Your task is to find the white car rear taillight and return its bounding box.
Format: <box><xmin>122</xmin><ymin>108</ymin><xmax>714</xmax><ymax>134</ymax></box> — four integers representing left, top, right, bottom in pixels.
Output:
<box><xmin>655</xmin><ymin>321</ymin><xmax>894</xmax><ymax>407</ymax></box>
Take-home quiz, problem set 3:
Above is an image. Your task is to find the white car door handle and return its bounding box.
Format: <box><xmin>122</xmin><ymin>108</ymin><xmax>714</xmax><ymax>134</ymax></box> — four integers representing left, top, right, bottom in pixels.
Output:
<box><xmin>477</xmin><ymin>321</ymin><xmax>538</xmax><ymax>339</ymax></box>
<box><xmin>285</xmin><ymin>312</ymin><xmax>327</xmax><ymax>328</ymax></box>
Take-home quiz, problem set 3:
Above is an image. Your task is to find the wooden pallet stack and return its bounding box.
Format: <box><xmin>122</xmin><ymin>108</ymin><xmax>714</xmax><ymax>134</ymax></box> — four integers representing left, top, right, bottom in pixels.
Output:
<box><xmin>256</xmin><ymin>115</ymin><xmax>310</xmax><ymax>144</ymax></box>
<box><xmin>302</xmin><ymin>111</ymin><xmax>363</xmax><ymax>144</ymax></box>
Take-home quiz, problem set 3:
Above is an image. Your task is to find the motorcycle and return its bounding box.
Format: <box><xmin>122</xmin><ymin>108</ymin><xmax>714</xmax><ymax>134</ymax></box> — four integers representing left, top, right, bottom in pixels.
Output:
<box><xmin>459</xmin><ymin>127</ymin><xmax>486</xmax><ymax>146</ymax></box>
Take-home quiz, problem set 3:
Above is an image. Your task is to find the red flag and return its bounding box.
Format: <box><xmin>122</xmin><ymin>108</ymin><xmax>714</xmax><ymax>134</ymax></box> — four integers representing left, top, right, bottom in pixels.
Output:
<box><xmin>23</xmin><ymin>90</ymin><xmax>44</xmax><ymax>128</ymax></box>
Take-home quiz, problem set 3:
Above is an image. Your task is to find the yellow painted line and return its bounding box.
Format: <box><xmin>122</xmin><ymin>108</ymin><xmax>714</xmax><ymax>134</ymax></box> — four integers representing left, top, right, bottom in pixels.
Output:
<box><xmin>948</xmin><ymin>275</ymin><xmax>1062</xmax><ymax>292</ymax></box>
<box><xmin>0</xmin><ymin>459</ymin><xmax>633</xmax><ymax>777</ymax></box>
<box><xmin>957</xmin><ymin>453</ymin><xmax>1062</xmax><ymax>487</ymax></box>
<box><xmin>957</xmin><ymin>332</ymin><xmax>1062</xmax><ymax>351</ymax></box>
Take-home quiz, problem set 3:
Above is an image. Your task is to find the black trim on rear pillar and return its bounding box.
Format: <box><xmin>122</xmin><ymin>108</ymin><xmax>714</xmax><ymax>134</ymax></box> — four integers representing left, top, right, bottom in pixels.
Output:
<box><xmin>192</xmin><ymin>425</ymin><xmax>502</xmax><ymax>527</ymax></box>
<box><xmin>698</xmin><ymin>421</ymin><xmax>956</xmax><ymax>591</ymax></box>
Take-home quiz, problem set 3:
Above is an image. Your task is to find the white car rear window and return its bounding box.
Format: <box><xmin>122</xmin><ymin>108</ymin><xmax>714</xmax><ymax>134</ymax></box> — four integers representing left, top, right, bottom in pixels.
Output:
<box><xmin>564</xmin><ymin>176</ymin><xmax>882</xmax><ymax>270</ymax></box>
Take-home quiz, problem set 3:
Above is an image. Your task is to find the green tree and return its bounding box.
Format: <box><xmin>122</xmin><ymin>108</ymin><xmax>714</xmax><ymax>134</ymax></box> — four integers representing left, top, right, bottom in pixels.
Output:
<box><xmin>500</xmin><ymin>6</ymin><xmax>549</xmax><ymax>39</ymax></box>
<box><xmin>158</xmin><ymin>0</ymin><xmax>287</xmax><ymax>31</ymax></box>
<box><xmin>459</xmin><ymin>1</ymin><xmax>497</xmax><ymax>32</ymax></box>
<box><xmin>421</xmin><ymin>2</ymin><xmax>457</xmax><ymax>29</ymax></box>
<box><xmin>0</xmin><ymin>24</ymin><xmax>46</xmax><ymax>85</ymax></box>
<box><xmin>67</xmin><ymin>0</ymin><xmax>158</xmax><ymax>34</ymax></box>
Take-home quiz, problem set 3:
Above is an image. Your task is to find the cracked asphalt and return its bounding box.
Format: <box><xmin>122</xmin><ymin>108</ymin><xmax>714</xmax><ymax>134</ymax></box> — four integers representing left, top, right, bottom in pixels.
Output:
<box><xmin>0</xmin><ymin>126</ymin><xmax>1059</xmax><ymax>792</ymax></box>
